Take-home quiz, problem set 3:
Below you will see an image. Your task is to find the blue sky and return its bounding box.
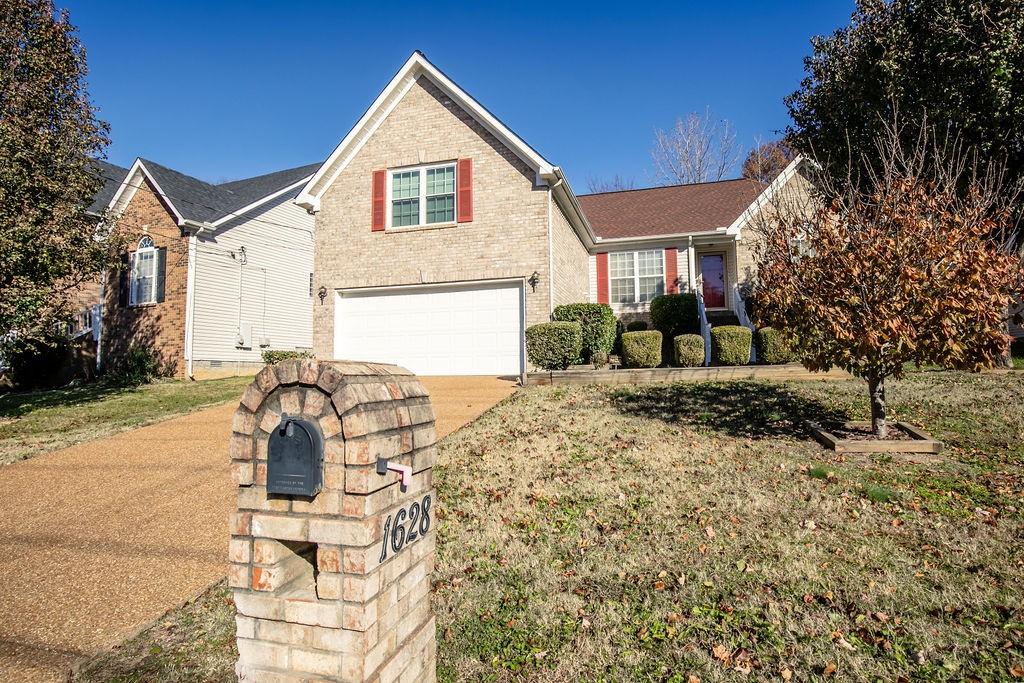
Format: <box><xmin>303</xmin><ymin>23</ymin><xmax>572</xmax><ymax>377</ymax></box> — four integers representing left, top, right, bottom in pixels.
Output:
<box><xmin>66</xmin><ymin>1</ymin><xmax>854</xmax><ymax>188</ymax></box>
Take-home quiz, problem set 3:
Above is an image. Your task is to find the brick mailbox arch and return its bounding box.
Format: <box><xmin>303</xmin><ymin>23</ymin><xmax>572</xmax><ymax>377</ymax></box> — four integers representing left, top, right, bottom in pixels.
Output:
<box><xmin>228</xmin><ymin>359</ymin><xmax>437</xmax><ymax>683</ymax></box>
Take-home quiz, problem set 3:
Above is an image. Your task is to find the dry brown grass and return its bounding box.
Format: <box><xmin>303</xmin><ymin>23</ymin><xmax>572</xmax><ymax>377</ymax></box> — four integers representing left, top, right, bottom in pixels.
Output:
<box><xmin>72</xmin><ymin>371</ymin><xmax>1024</xmax><ymax>682</ymax></box>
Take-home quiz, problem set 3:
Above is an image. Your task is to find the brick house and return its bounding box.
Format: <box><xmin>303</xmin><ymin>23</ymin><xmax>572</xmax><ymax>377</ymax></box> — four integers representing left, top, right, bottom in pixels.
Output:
<box><xmin>100</xmin><ymin>158</ymin><xmax>320</xmax><ymax>378</ymax></box>
<box><xmin>298</xmin><ymin>52</ymin><xmax>811</xmax><ymax>376</ymax></box>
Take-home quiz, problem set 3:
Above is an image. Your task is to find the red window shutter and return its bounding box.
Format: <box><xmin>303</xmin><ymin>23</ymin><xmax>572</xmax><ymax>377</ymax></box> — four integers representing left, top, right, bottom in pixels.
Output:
<box><xmin>371</xmin><ymin>170</ymin><xmax>386</xmax><ymax>231</ymax></box>
<box><xmin>457</xmin><ymin>158</ymin><xmax>473</xmax><ymax>223</ymax></box>
<box><xmin>665</xmin><ymin>248</ymin><xmax>678</xmax><ymax>294</ymax></box>
<box><xmin>596</xmin><ymin>252</ymin><xmax>609</xmax><ymax>304</ymax></box>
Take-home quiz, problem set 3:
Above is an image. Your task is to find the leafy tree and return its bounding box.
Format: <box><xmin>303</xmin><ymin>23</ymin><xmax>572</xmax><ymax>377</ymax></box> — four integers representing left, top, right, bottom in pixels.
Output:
<box><xmin>742</xmin><ymin>140</ymin><xmax>796</xmax><ymax>183</ymax></box>
<box><xmin>751</xmin><ymin>125</ymin><xmax>1023</xmax><ymax>437</ymax></box>
<box><xmin>0</xmin><ymin>0</ymin><xmax>121</xmax><ymax>341</ymax></box>
<box><xmin>785</xmin><ymin>0</ymin><xmax>1024</xmax><ymax>206</ymax></box>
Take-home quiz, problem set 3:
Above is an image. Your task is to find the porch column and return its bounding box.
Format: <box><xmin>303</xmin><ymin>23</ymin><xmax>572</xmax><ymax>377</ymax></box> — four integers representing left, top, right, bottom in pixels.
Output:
<box><xmin>686</xmin><ymin>236</ymin><xmax>696</xmax><ymax>292</ymax></box>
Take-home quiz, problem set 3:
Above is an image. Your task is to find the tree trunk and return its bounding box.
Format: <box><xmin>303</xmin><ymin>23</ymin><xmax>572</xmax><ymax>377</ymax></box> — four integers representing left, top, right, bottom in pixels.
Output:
<box><xmin>868</xmin><ymin>377</ymin><xmax>888</xmax><ymax>439</ymax></box>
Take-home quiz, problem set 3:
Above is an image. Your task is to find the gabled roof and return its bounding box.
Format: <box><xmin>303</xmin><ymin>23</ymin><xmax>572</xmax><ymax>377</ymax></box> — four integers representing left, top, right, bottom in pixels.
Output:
<box><xmin>87</xmin><ymin>159</ymin><xmax>130</xmax><ymax>214</ymax></box>
<box><xmin>296</xmin><ymin>51</ymin><xmax>557</xmax><ymax>212</ymax></box>
<box><xmin>107</xmin><ymin>158</ymin><xmax>320</xmax><ymax>230</ymax></box>
<box><xmin>577</xmin><ymin>157</ymin><xmax>807</xmax><ymax>242</ymax></box>
<box><xmin>577</xmin><ymin>178</ymin><xmax>767</xmax><ymax>240</ymax></box>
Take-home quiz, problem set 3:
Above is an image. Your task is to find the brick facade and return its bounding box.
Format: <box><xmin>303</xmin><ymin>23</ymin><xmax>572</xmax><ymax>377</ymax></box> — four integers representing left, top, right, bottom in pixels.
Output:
<box><xmin>550</xmin><ymin>200</ymin><xmax>589</xmax><ymax>307</ymax></box>
<box><xmin>102</xmin><ymin>179</ymin><xmax>189</xmax><ymax>377</ymax></box>
<box><xmin>312</xmin><ymin>77</ymin><xmax>571</xmax><ymax>359</ymax></box>
<box><xmin>229</xmin><ymin>360</ymin><xmax>437</xmax><ymax>682</ymax></box>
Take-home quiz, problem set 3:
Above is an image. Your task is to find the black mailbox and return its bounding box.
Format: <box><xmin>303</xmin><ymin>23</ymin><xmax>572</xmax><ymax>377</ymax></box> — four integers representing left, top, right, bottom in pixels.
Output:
<box><xmin>267</xmin><ymin>415</ymin><xmax>323</xmax><ymax>497</ymax></box>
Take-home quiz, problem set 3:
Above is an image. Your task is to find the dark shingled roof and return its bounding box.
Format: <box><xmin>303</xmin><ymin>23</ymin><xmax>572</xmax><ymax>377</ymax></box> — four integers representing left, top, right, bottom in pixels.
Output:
<box><xmin>576</xmin><ymin>177</ymin><xmax>766</xmax><ymax>240</ymax></box>
<box><xmin>138</xmin><ymin>159</ymin><xmax>320</xmax><ymax>224</ymax></box>
<box><xmin>87</xmin><ymin>159</ymin><xmax>130</xmax><ymax>214</ymax></box>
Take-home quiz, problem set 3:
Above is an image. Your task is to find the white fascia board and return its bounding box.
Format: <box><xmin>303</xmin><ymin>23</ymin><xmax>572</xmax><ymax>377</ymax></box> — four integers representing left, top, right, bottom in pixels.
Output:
<box><xmin>106</xmin><ymin>158</ymin><xmax>186</xmax><ymax>226</ymax></box>
<box><xmin>211</xmin><ymin>175</ymin><xmax>314</xmax><ymax>228</ymax></box>
<box><xmin>296</xmin><ymin>51</ymin><xmax>555</xmax><ymax>211</ymax></box>
<box><xmin>591</xmin><ymin>228</ymin><xmax>731</xmax><ymax>252</ymax></box>
<box><xmin>546</xmin><ymin>167</ymin><xmax>597</xmax><ymax>251</ymax></box>
<box><xmin>726</xmin><ymin>156</ymin><xmax>805</xmax><ymax>236</ymax></box>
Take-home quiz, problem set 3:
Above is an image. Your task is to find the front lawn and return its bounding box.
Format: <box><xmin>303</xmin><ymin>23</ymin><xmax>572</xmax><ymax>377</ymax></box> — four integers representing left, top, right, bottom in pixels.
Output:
<box><xmin>74</xmin><ymin>371</ymin><xmax>1023</xmax><ymax>682</ymax></box>
<box><xmin>0</xmin><ymin>375</ymin><xmax>253</xmax><ymax>465</ymax></box>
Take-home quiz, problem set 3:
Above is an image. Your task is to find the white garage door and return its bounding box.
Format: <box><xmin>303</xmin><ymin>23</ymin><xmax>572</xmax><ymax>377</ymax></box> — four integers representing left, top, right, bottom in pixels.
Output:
<box><xmin>334</xmin><ymin>281</ymin><xmax>524</xmax><ymax>376</ymax></box>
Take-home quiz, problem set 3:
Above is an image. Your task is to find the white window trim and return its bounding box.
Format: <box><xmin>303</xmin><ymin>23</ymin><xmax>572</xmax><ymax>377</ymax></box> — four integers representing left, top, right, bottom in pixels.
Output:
<box><xmin>129</xmin><ymin>237</ymin><xmax>157</xmax><ymax>307</ymax></box>
<box><xmin>385</xmin><ymin>161</ymin><xmax>457</xmax><ymax>230</ymax></box>
<box><xmin>610</xmin><ymin>249</ymin><xmax>665</xmax><ymax>305</ymax></box>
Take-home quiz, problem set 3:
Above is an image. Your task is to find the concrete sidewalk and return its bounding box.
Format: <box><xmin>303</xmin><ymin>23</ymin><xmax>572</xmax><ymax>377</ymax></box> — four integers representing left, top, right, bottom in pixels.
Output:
<box><xmin>0</xmin><ymin>375</ymin><xmax>514</xmax><ymax>681</ymax></box>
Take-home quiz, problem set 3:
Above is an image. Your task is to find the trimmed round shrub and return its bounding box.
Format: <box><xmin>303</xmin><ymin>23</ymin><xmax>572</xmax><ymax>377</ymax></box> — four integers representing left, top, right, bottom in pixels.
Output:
<box><xmin>650</xmin><ymin>293</ymin><xmax>700</xmax><ymax>337</ymax></box>
<box><xmin>625</xmin><ymin>320</ymin><xmax>649</xmax><ymax>332</ymax></box>
<box><xmin>756</xmin><ymin>327</ymin><xmax>794</xmax><ymax>364</ymax></box>
<box><xmin>526</xmin><ymin>322</ymin><xmax>583</xmax><ymax>370</ymax></box>
<box><xmin>711</xmin><ymin>325</ymin><xmax>752</xmax><ymax>366</ymax></box>
<box><xmin>591</xmin><ymin>350</ymin><xmax>609</xmax><ymax>369</ymax></box>
<box><xmin>621</xmin><ymin>330</ymin><xmax>662</xmax><ymax>368</ymax></box>
<box><xmin>262</xmin><ymin>349</ymin><xmax>314</xmax><ymax>364</ymax></box>
<box><xmin>552</xmin><ymin>303</ymin><xmax>616</xmax><ymax>361</ymax></box>
<box><xmin>673</xmin><ymin>334</ymin><xmax>705</xmax><ymax>367</ymax></box>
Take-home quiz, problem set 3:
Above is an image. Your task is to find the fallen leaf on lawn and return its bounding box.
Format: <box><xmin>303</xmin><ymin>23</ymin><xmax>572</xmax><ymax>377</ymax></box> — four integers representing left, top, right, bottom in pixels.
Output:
<box><xmin>653</xmin><ymin>580</ymin><xmax>666</xmax><ymax>590</ymax></box>
<box><xmin>705</xmin><ymin>526</ymin><xmax>716</xmax><ymax>539</ymax></box>
<box><xmin>823</xmin><ymin>661</ymin><xmax>838</xmax><ymax>676</ymax></box>
<box><xmin>580</xmin><ymin>617</ymin><xmax>591</xmax><ymax>629</ymax></box>
<box><xmin>687</xmin><ymin>675</ymin><xmax>701</xmax><ymax>683</ymax></box>
<box><xmin>712</xmin><ymin>644</ymin><xmax>731</xmax><ymax>663</ymax></box>
<box><xmin>803</xmin><ymin>594</ymin><xmax>815</xmax><ymax>604</ymax></box>
<box><xmin>781</xmin><ymin>667</ymin><xmax>793</xmax><ymax>681</ymax></box>
<box><xmin>1009</xmin><ymin>663</ymin><xmax>1024</xmax><ymax>678</ymax></box>
<box><xmin>874</xmin><ymin>611</ymin><xmax>889</xmax><ymax>623</ymax></box>
<box><xmin>667</xmin><ymin>612</ymin><xmax>682</xmax><ymax>624</ymax></box>
<box><xmin>802</xmin><ymin>519</ymin><xmax>817</xmax><ymax>530</ymax></box>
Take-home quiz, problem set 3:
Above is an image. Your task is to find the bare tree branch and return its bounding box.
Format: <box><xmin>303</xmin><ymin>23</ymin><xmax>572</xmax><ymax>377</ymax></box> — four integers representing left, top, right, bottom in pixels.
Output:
<box><xmin>651</xmin><ymin>107</ymin><xmax>740</xmax><ymax>185</ymax></box>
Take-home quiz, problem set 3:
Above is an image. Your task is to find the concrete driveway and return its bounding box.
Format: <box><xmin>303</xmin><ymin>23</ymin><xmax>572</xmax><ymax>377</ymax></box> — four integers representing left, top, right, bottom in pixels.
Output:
<box><xmin>0</xmin><ymin>375</ymin><xmax>515</xmax><ymax>682</ymax></box>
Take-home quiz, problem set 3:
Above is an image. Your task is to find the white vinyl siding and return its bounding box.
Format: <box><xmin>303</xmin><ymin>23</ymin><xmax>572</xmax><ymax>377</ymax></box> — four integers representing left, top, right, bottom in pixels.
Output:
<box><xmin>191</xmin><ymin>192</ymin><xmax>314</xmax><ymax>365</ymax></box>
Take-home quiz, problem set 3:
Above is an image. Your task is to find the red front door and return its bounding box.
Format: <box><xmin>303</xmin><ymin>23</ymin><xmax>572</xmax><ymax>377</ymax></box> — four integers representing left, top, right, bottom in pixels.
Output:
<box><xmin>700</xmin><ymin>254</ymin><xmax>726</xmax><ymax>308</ymax></box>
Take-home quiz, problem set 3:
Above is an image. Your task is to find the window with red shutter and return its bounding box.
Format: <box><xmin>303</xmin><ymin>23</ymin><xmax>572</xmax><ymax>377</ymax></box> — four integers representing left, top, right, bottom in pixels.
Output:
<box><xmin>596</xmin><ymin>252</ymin><xmax>609</xmax><ymax>304</ymax></box>
<box><xmin>457</xmin><ymin>158</ymin><xmax>473</xmax><ymax>223</ymax></box>
<box><xmin>371</xmin><ymin>169</ymin><xmax>386</xmax><ymax>231</ymax></box>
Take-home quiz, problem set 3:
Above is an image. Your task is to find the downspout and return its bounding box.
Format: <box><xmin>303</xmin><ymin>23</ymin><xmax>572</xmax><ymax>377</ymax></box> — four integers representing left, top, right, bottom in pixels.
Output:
<box><xmin>546</xmin><ymin>178</ymin><xmax>564</xmax><ymax>317</ymax></box>
<box><xmin>95</xmin><ymin>272</ymin><xmax>105</xmax><ymax>373</ymax></box>
<box><xmin>184</xmin><ymin>234</ymin><xmax>198</xmax><ymax>379</ymax></box>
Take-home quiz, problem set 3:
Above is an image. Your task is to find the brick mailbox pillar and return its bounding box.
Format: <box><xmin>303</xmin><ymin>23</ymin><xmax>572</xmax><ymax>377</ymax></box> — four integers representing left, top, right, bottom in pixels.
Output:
<box><xmin>228</xmin><ymin>359</ymin><xmax>437</xmax><ymax>683</ymax></box>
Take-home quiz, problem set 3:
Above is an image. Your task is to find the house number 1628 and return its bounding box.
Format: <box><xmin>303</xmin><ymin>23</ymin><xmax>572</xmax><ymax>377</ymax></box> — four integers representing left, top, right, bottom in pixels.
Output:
<box><xmin>379</xmin><ymin>495</ymin><xmax>431</xmax><ymax>563</ymax></box>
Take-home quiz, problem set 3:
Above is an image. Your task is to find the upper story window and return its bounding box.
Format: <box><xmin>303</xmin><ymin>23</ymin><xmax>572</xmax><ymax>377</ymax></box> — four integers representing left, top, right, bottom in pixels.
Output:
<box><xmin>389</xmin><ymin>162</ymin><xmax>456</xmax><ymax>229</ymax></box>
<box><xmin>610</xmin><ymin>249</ymin><xmax>665</xmax><ymax>304</ymax></box>
<box><xmin>130</xmin><ymin>236</ymin><xmax>157</xmax><ymax>306</ymax></box>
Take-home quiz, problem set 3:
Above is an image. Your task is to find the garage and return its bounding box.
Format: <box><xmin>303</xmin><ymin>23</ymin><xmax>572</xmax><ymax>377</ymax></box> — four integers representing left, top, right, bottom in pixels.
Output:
<box><xmin>333</xmin><ymin>280</ymin><xmax>524</xmax><ymax>376</ymax></box>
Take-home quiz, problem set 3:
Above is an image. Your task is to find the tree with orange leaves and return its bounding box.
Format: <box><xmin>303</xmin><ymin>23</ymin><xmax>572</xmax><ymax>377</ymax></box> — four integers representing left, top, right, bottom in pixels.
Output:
<box><xmin>752</xmin><ymin>124</ymin><xmax>1023</xmax><ymax>437</ymax></box>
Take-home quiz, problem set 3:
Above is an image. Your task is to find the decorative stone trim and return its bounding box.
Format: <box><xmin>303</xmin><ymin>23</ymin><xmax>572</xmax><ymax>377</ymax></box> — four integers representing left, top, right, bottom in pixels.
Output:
<box><xmin>230</xmin><ymin>360</ymin><xmax>437</xmax><ymax>682</ymax></box>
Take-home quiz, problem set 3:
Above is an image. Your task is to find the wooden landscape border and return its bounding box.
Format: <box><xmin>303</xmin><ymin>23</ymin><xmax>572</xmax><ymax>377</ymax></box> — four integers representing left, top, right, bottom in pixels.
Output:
<box><xmin>806</xmin><ymin>420</ymin><xmax>943</xmax><ymax>454</ymax></box>
<box><xmin>525</xmin><ymin>363</ymin><xmax>849</xmax><ymax>386</ymax></box>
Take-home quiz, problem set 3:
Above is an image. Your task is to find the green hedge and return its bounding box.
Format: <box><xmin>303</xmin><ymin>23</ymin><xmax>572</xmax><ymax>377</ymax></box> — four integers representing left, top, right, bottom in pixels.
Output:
<box><xmin>711</xmin><ymin>326</ymin><xmax>752</xmax><ymax>366</ymax></box>
<box><xmin>552</xmin><ymin>303</ymin><xmax>615</xmax><ymax>361</ymax></box>
<box><xmin>673</xmin><ymin>334</ymin><xmax>705</xmax><ymax>367</ymax></box>
<box><xmin>526</xmin><ymin>322</ymin><xmax>583</xmax><ymax>370</ymax></box>
<box><xmin>592</xmin><ymin>350</ymin><xmax>609</xmax><ymax>369</ymax></box>
<box><xmin>621</xmin><ymin>330</ymin><xmax>662</xmax><ymax>368</ymax></box>
<box><xmin>756</xmin><ymin>327</ymin><xmax>794</xmax><ymax>364</ymax></box>
<box><xmin>262</xmin><ymin>349</ymin><xmax>314</xmax><ymax>364</ymax></box>
<box><xmin>650</xmin><ymin>293</ymin><xmax>700</xmax><ymax>337</ymax></box>
<box><xmin>625</xmin><ymin>320</ymin><xmax>649</xmax><ymax>332</ymax></box>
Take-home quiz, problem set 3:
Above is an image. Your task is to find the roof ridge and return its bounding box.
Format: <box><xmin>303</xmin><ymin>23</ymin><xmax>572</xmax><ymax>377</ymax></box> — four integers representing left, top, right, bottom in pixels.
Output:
<box><xmin>217</xmin><ymin>161</ymin><xmax>322</xmax><ymax>188</ymax></box>
<box><xmin>578</xmin><ymin>176</ymin><xmax>764</xmax><ymax>198</ymax></box>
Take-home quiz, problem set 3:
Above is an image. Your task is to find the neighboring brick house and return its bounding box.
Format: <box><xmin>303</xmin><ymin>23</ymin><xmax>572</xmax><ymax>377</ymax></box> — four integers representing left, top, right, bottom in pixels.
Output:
<box><xmin>297</xmin><ymin>51</ymin><xmax>808</xmax><ymax>376</ymax></box>
<box><xmin>100</xmin><ymin>158</ymin><xmax>320</xmax><ymax>378</ymax></box>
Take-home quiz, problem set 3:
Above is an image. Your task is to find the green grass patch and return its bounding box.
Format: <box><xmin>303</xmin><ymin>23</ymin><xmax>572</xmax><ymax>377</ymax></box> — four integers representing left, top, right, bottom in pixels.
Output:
<box><xmin>0</xmin><ymin>375</ymin><xmax>253</xmax><ymax>465</ymax></box>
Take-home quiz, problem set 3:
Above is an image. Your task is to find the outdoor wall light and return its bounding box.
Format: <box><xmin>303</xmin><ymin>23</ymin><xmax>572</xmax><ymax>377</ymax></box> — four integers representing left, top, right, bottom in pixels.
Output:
<box><xmin>317</xmin><ymin>286</ymin><xmax>328</xmax><ymax>305</ymax></box>
<box><xmin>528</xmin><ymin>271</ymin><xmax>540</xmax><ymax>292</ymax></box>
